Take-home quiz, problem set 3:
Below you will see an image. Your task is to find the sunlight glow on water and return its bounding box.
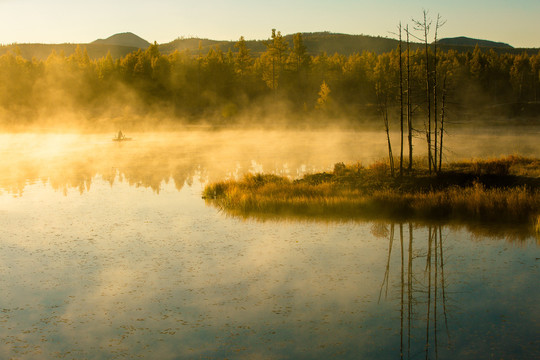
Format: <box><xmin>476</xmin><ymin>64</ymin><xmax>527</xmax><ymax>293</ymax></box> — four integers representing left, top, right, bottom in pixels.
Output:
<box><xmin>0</xmin><ymin>131</ymin><xmax>539</xmax><ymax>359</ymax></box>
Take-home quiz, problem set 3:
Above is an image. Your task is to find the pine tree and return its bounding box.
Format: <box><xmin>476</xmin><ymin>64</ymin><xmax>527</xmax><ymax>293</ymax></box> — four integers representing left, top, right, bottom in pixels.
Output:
<box><xmin>234</xmin><ymin>36</ymin><xmax>252</xmax><ymax>77</ymax></box>
<box><xmin>288</xmin><ymin>33</ymin><xmax>309</xmax><ymax>72</ymax></box>
<box><xmin>262</xmin><ymin>29</ymin><xmax>289</xmax><ymax>92</ymax></box>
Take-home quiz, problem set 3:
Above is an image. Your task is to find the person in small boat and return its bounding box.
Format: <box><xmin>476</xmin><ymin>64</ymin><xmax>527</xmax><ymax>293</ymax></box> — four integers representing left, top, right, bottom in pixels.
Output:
<box><xmin>117</xmin><ymin>130</ymin><xmax>125</xmax><ymax>140</ymax></box>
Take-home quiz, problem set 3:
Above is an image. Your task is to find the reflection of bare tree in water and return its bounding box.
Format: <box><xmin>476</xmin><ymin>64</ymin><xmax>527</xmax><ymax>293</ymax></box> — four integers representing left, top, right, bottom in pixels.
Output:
<box><xmin>379</xmin><ymin>223</ymin><xmax>452</xmax><ymax>359</ymax></box>
<box><xmin>378</xmin><ymin>223</ymin><xmax>394</xmax><ymax>302</ymax></box>
<box><xmin>408</xmin><ymin>223</ymin><xmax>413</xmax><ymax>359</ymax></box>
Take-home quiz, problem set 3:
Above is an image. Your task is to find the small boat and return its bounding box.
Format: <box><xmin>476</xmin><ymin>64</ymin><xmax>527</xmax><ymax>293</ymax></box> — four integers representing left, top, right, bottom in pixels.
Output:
<box><xmin>113</xmin><ymin>131</ymin><xmax>132</xmax><ymax>142</ymax></box>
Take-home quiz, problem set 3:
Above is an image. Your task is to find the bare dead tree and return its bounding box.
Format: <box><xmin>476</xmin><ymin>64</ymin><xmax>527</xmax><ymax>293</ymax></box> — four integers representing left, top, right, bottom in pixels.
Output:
<box><xmin>406</xmin><ymin>25</ymin><xmax>413</xmax><ymax>172</ymax></box>
<box><xmin>433</xmin><ymin>14</ymin><xmax>446</xmax><ymax>172</ymax></box>
<box><xmin>379</xmin><ymin>90</ymin><xmax>395</xmax><ymax>177</ymax></box>
<box><xmin>433</xmin><ymin>18</ymin><xmax>439</xmax><ymax>170</ymax></box>
<box><xmin>398</xmin><ymin>24</ymin><xmax>404</xmax><ymax>176</ymax></box>
<box><xmin>439</xmin><ymin>75</ymin><xmax>447</xmax><ymax>172</ymax></box>
<box><xmin>375</xmin><ymin>69</ymin><xmax>395</xmax><ymax>177</ymax></box>
<box><xmin>413</xmin><ymin>10</ymin><xmax>433</xmax><ymax>174</ymax></box>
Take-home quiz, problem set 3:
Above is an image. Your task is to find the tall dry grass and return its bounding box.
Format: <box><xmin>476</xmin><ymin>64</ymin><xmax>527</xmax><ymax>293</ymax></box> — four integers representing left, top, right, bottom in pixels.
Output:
<box><xmin>203</xmin><ymin>157</ymin><xmax>540</xmax><ymax>225</ymax></box>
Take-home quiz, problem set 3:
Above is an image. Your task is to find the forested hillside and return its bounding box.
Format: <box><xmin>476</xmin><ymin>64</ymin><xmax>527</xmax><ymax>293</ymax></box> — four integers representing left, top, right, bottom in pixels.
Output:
<box><xmin>0</xmin><ymin>31</ymin><xmax>539</xmax><ymax>129</ymax></box>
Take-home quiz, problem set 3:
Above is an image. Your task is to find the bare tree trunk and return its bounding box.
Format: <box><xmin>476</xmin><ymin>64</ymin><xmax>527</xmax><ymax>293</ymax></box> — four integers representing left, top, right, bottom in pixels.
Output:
<box><xmin>420</xmin><ymin>11</ymin><xmax>433</xmax><ymax>174</ymax></box>
<box><xmin>407</xmin><ymin>26</ymin><xmax>413</xmax><ymax>172</ymax></box>
<box><xmin>432</xmin><ymin>14</ymin><xmax>445</xmax><ymax>173</ymax></box>
<box><xmin>385</xmin><ymin>112</ymin><xmax>395</xmax><ymax>177</ymax></box>
<box><xmin>426</xmin><ymin>60</ymin><xmax>432</xmax><ymax>173</ymax></box>
<box><xmin>439</xmin><ymin>76</ymin><xmax>447</xmax><ymax>172</ymax></box>
<box><xmin>433</xmin><ymin>18</ymin><xmax>439</xmax><ymax>171</ymax></box>
<box><xmin>399</xmin><ymin>23</ymin><xmax>404</xmax><ymax>177</ymax></box>
<box><xmin>413</xmin><ymin>11</ymin><xmax>432</xmax><ymax>173</ymax></box>
<box><xmin>376</xmin><ymin>82</ymin><xmax>395</xmax><ymax>177</ymax></box>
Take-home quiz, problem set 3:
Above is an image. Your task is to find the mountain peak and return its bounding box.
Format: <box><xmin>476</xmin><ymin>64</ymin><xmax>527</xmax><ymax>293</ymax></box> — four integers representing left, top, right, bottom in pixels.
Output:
<box><xmin>92</xmin><ymin>32</ymin><xmax>151</xmax><ymax>48</ymax></box>
<box><xmin>438</xmin><ymin>36</ymin><xmax>513</xmax><ymax>49</ymax></box>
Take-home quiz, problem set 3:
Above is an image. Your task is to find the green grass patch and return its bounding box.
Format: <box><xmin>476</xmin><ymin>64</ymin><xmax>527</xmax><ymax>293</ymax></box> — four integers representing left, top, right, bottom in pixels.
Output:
<box><xmin>203</xmin><ymin>156</ymin><xmax>540</xmax><ymax>228</ymax></box>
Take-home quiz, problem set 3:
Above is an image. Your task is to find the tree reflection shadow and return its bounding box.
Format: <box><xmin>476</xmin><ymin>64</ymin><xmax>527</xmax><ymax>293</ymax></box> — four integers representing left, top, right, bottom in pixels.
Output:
<box><xmin>0</xmin><ymin>134</ymin><xmax>320</xmax><ymax>196</ymax></box>
<box><xmin>377</xmin><ymin>223</ymin><xmax>453</xmax><ymax>360</ymax></box>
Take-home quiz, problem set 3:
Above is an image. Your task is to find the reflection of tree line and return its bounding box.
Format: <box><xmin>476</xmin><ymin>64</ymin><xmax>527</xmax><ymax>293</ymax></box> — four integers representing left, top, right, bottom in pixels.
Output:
<box><xmin>0</xmin><ymin>155</ymin><xmax>196</xmax><ymax>196</ymax></box>
<box><xmin>377</xmin><ymin>223</ymin><xmax>452</xmax><ymax>360</ymax></box>
<box><xmin>0</xmin><ymin>153</ymin><xmax>315</xmax><ymax>196</ymax></box>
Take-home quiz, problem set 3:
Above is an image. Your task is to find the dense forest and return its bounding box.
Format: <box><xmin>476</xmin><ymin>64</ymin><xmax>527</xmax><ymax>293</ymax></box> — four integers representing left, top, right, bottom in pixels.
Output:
<box><xmin>0</xmin><ymin>29</ymin><xmax>539</xmax><ymax>129</ymax></box>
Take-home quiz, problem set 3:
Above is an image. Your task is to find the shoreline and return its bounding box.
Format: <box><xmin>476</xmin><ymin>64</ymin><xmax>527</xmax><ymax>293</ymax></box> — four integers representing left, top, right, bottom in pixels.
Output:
<box><xmin>203</xmin><ymin>156</ymin><xmax>540</xmax><ymax>232</ymax></box>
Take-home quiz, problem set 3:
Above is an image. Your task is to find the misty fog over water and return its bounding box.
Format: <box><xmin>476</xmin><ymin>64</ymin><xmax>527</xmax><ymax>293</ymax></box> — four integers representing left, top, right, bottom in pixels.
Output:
<box><xmin>0</xmin><ymin>127</ymin><xmax>539</xmax><ymax>359</ymax></box>
<box><xmin>1</xmin><ymin>127</ymin><xmax>539</xmax><ymax>195</ymax></box>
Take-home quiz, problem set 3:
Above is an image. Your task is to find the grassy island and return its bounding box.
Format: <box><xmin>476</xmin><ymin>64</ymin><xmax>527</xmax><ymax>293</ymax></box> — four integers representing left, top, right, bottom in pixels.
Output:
<box><xmin>204</xmin><ymin>156</ymin><xmax>540</xmax><ymax>229</ymax></box>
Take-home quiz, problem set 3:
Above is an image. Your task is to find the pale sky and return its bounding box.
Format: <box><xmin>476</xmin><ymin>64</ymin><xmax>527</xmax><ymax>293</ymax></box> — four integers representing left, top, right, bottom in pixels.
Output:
<box><xmin>0</xmin><ymin>0</ymin><xmax>538</xmax><ymax>48</ymax></box>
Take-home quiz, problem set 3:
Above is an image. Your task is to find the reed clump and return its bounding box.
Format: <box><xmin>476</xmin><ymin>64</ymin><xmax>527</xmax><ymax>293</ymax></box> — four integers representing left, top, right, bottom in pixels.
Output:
<box><xmin>203</xmin><ymin>156</ymin><xmax>540</xmax><ymax>225</ymax></box>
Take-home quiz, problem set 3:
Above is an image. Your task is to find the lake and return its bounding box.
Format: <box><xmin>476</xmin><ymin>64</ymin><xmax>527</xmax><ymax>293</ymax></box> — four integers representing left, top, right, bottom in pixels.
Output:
<box><xmin>1</xmin><ymin>129</ymin><xmax>539</xmax><ymax>359</ymax></box>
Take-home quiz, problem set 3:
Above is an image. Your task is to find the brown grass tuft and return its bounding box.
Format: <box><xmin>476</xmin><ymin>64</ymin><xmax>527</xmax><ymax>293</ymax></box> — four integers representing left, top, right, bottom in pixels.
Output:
<box><xmin>204</xmin><ymin>157</ymin><xmax>540</xmax><ymax>226</ymax></box>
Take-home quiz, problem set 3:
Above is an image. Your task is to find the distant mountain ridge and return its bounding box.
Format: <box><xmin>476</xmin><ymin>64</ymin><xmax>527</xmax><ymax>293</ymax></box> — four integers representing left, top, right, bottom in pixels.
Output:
<box><xmin>92</xmin><ymin>32</ymin><xmax>151</xmax><ymax>49</ymax></box>
<box><xmin>1</xmin><ymin>32</ymin><xmax>536</xmax><ymax>61</ymax></box>
<box><xmin>0</xmin><ymin>43</ymin><xmax>141</xmax><ymax>60</ymax></box>
<box><xmin>438</xmin><ymin>36</ymin><xmax>513</xmax><ymax>49</ymax></box>
<box><xmin>159</xmin><ymin>32</ymin><xmax>413</xmax><ymax>56</ymax></box>
<box><xmin>158</xmin><ymin>32</ymin><xmax>529</xmax><ymax>57</ymax></box>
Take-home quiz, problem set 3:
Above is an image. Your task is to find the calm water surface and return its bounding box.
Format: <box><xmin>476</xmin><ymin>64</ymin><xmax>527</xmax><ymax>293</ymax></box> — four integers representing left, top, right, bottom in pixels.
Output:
<box><xmin>0</xmin><ymin>131</ymin><xmax>539</xmax><ymax>359</ymax></box>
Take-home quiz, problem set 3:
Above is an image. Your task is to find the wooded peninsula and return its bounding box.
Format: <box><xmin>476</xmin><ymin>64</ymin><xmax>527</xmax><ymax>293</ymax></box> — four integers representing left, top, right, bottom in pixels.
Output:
<box><xmin>203</xmin><ymin>156</ymin><xmax>540</xmax><ymax>232</ymax></box>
